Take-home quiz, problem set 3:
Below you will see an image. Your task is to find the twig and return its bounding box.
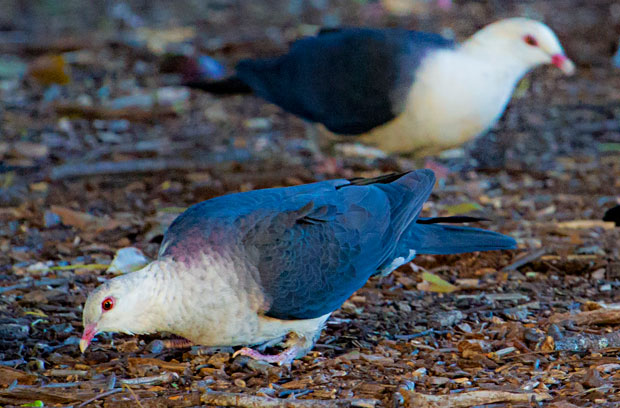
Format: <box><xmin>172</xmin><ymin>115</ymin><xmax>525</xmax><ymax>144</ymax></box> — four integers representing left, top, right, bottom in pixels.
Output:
<box><xmin>119</xmin><ymin>372</ymin><xmax>179</xmax><ymax>386</ymax></box>
<box><xmin>54</xmin><ymin>103</ymin><xmax>177</xmax><ymax>122</ymax></box>
<box><xmin>43</xmin><ymin>382</ymin><xmax>81</xmax><ymax>388</ymax></box>
<box><xmin>43</xmin><ymin>264</ymin><xmax>108</xmax><ymax>272</ymax></box>
<box><xmin>394</xmin><ymin>329</ymin><xmax>448</xmax><ymax>341</ymax></box>
<box><xmin>50</xmin><ymin>150</ymin><xmax>253</xmax><ymax>180</ymax></box>
<box><xmin>76</xmin><ymin>388</ymin><xmax>123</xmax><ymax>408</ymax></box>
<box><xmin>0</xmin><ymin>278</ymin><xmax>69</xmax><ymax>294</ymax></box>
<box><xmin>0</xmin><ymin>359</ymin><xmax>26</xmax><ymax>367</ymax></box>
<box><xmin>123</xmin><ymin>384</ymin><xmax>145</xmax><ymax>408</ymax></box>
<box><xmin>44</xmin><ymin>369</ymin><xmax>89</xmax><ymax>377</ymax></box>
<box><xmin>200</xmin><ymin>391</ymin><xmax>378</xmax><ymax>407</ymax></box>
<box><xmin>501</xmin><ymin>248</ymin><xmax>547</xmax><ymax>272</ymax></box>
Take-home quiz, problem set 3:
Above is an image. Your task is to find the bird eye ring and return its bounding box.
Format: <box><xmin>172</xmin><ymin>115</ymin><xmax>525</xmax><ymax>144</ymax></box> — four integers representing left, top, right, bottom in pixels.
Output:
<box><xmin>523</xmin><ymin>34</ymin><xmax>538</xmax><ymax>47</ymax></box>
<box><xmin>101</xmin><ymin>297</ymin><xmax>115</xmax><ymax>312</ymax></box>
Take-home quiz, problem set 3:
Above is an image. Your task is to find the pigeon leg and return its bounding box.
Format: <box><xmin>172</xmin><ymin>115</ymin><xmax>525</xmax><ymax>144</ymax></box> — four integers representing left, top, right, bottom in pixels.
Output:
<box><xmin>233</xmin><ymin>332</ymin><xmax>314</xmax><ymax>366</ymax></box>
<box><xmin>233</xmin><ymin>345</ymin><xmax>300</xmax><ymax>366</ymax></box>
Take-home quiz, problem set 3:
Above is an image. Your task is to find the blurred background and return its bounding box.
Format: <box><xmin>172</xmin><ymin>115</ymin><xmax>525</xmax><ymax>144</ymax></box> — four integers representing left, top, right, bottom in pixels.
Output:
<box><xmin>1</xmin><ymin>0</ymin><xmax>620</xmax><ymax>180</ymax></box>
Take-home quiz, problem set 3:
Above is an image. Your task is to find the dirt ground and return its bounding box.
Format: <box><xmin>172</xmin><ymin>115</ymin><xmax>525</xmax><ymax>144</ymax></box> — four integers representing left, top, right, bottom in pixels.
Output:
<box><xmin>1</xmin><ymin>1</ymin><xmax>620</xmax><ymax>407</ymax></box>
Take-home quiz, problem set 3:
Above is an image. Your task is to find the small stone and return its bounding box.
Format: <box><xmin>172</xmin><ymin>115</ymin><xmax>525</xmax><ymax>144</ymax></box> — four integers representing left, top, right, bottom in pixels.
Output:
<box><xmin>429</xmin><ymin>310</ymin><xmax>464</xmax><ymax>328</ymax></box>
<box><xmin>396</xmin><ymin>301</ymin><xmax>412</xmax><ymax>313</ymax></box>
<box><xmin>547</xmin><ymin>324</ymin><xmax>563</xmax><ymax>340</ymax></box>
<box><xmin>524</xmin><ymin>327</ymin><xmax>545</xmax><ymax>344</ymax></box>
<box><xmin>207</xmin><ymin>352</ymin><xmax>230</xmax><ymax>369</ymax></box>
<box><xmin>576</xmin><ymin>245</ymin><xmax>605</xmax><ymax>255</ymax></box>
<box><xmin>145</xmin><ymin>339</ymin><xmax>165</xmax><ymax>354</ymax></box>
<box><xmin>244</xmin><ymin>117</ymin><xmax>272</xmax><ymax>130</ymax></box>
<box><xmin>502</xmin><ymin>306</ymin><xmax>530</xmax><ymax>322</ymax></box>
<box><xmin>107</xmin><ymin>247</ymin><xmax>150</xmax><ymax>274</ymax></box>
<box><xmin>108</xmin><ymin>119</ymin><xmax>130</xmax><ymax>133</ymax></box>
<box><xmin>13</xmin><ymin>142</ymin><xmax>48</xmax><ymax>159</ymax></box>
<box><xmin>0</xmin><ymin>323</ymin><xmax>29</xmax><ymax>339</ymax></box>
<box><xmin>44</xmin><ymin>210</ymin><xmax>62</xmax><ymax>228</ymax></box>
<box><xmin>257</xmin><ymin>387</ymin><xmax>276</xmax><ymax>396</ymax></box>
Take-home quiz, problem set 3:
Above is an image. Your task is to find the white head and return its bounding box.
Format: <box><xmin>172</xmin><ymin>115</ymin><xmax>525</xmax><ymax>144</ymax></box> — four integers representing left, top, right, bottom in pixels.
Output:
<box><xmin>465</xmin><ymin>18</ymin><xmax>575</xmax><ymax>75</ymax></box>
<box><xmin>80</xmin><ymin>265</ymin><xmax>160</xmax><ymax>352</ymax></box>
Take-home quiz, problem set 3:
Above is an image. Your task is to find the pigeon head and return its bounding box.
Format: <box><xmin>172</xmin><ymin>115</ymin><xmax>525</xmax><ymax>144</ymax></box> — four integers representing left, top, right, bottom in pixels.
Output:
<box><xmin>466</xmin><ymin>18</ymin><xmax>575</xmax><ymax>75</ymax></box>
<box><xmin>80</xmin><ymin>265</ymin><xmax>161</xmax><ymax>352</ymax></box>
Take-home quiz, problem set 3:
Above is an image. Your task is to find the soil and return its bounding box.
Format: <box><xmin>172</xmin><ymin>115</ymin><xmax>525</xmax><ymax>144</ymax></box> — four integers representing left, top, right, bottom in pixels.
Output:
<box><xmin>0</xmin><ymin>1</ymin><xmax>619</xmax><ymax>407</ymax></box>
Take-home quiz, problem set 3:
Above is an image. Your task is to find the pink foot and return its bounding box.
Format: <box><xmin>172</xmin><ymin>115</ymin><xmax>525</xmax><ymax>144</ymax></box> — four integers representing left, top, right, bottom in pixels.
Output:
<box><xmin>232</xmin><ymin>346</ymin><xmax>299</xmax><ymax>366</ymax></box>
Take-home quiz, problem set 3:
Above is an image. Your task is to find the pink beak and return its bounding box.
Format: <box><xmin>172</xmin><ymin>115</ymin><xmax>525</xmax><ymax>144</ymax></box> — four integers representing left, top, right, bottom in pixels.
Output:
<box><xmin>551</xmin><ymin>54</ymin><xmax>575</xmax><ymax>75</ymax></box>
<box><xmin>80</xmin><ymin>323</ymin><xmax>98</xmax><ymax>353</ymax></box>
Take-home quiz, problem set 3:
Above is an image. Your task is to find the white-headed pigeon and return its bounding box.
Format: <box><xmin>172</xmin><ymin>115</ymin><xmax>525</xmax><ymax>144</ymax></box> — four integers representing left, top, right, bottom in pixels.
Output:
<box><xmin>81</xmin><ymin>170</ymin><xmax>516</xmax><ymax>364</ymax></box>
<box><xmin>186</xmin><ymin>18</ymin><xmax>574</xmax><ymax>156</ymax></box>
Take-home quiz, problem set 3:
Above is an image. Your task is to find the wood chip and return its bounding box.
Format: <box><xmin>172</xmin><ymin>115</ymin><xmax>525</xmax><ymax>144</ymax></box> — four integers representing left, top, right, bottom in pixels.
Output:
<box><xmin>200</xmin><ymin>391</ymin><xmax>378</xmax><ymax>407</ymax></box>
<box><xmin>555</xmin><ymin>220</ymin><xmax>615</xmax><ymax>230</ymax></box>
<box><xmin>400</xmin><ymin>388</ymin><xmax>551</xmax><ymax>408</ymax></box>
<box><xmin>549</xmin><ymin>308</ymin><xmax>620</xmax><ymax>325</ymax></box>
<box><xmin>0</xmin><ymin>366</ymin><xmax>37</xmax><ymax>386</ymax></box>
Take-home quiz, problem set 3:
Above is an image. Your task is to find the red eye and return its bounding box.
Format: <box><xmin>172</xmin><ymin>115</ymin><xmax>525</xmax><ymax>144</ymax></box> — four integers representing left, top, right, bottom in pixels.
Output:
<box><xmin>101</xmin><ymin>297</ymin><xmax>114</xmax><ymax>312</ymax></box>
<box><xmin>523</xmin><ymin>35</ymin><xmax>538</xmax><ymax>47</ymax></box>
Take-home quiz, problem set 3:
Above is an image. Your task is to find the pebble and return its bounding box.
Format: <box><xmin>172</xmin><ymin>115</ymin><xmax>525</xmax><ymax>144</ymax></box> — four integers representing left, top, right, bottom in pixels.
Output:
<box><xmin>44</xmin><ymin>210</ymin><xmax>62</xmax><ymax>228</ymax></box>
<box><xmin>0</xmin><ymin>323</ymin><xmax>29</xmax><ymax>339</ymax></box>
<box><xmin>429</xmin><ymin>310</ymin><xmax>464</xmax><ymax>328</ymax></box>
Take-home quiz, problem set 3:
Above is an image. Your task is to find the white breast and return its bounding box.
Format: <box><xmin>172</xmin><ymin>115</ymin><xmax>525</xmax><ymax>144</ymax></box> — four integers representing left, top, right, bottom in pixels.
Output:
<box><xmin>360</xmin><ymin>47</ymin><xmax>525</xmax><ymax>156</ymax></box>
<box><xmin>156</xmin><ymin>255</ymin><xmax>328</xmax><ymax>348</ymax></box>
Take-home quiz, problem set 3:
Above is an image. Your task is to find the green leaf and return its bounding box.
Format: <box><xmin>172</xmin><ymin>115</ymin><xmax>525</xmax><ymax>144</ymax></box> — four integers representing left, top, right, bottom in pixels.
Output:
<box><xmin>21</xmin><ymin>401</ymin><xmax>44</xmax><ymax>407</ymax></box>
<box><xmin>443</xmin><ymin>202</ymin><xmax>483</xmax><ymax>215</ymax></box>
<box><xmin>598</xmin><ymin>143</ymin><xmax>620</xmax><ymax>152</ymax></box>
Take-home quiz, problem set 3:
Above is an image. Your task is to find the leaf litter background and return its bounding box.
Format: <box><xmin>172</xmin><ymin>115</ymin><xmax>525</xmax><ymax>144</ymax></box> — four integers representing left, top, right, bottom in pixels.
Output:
<box><xmin>0</xmin><ymin>0</ymin><xmax>620</xmax><ymax>407</ymax></box>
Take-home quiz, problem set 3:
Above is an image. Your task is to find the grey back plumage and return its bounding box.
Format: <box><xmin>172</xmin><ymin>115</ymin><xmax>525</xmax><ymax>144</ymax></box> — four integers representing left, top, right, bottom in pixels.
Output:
<box><xmin>236</xmin><ymin>28</ymin><xmax>453</xmax><ymax>134</ymax></box>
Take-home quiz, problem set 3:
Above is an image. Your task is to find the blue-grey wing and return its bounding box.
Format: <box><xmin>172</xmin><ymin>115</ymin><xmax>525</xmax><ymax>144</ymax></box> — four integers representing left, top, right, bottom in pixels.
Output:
<box><xmin>244</xmin><ymin>196</ymin><xmax>388</xmax><ymax>320</ymax></box>
<box><xmin>243</xmin><ymin>170</ymin><xmax>436</xmax><ymax>320</ymax></box>
<box><xmin>236</xmin><ymin>28</ymin><xmax>453</xmax><ymax>134</ymax></box>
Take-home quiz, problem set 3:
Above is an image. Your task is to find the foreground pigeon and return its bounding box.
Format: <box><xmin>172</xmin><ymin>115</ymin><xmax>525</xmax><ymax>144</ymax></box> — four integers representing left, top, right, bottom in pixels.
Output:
<box><xmin>81</xmin><ymin>170</ymin><xmax>516</xmax><ymax>364</ymax></box>
<box><xmin>186</xmin><ymin>18</ymin><xmax>574</xmax><ymax>156</ymax></box>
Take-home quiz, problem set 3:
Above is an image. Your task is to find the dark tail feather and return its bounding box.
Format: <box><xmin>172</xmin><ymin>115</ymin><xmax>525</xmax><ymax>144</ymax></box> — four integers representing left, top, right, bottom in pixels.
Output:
<box><xmin>417</xmin><ymin>216</ymin><xmax>489</xmax><ymax>224</ymax></box>
<box><xmin>404</xmin><ymin>223</ymin><xmax>517</xmax><ymax>255</ymax></box>
<box><xmin>184</xmin><ymin>76</ymin><xmax>253</xmax><ymax>95</ymax></box>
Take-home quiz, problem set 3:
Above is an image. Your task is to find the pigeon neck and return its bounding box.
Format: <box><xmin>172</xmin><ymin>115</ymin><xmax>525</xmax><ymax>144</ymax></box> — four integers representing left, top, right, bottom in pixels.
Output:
<box><xmin>125</xmin><ymin>260</ymin><xmax>180</xmax><ymax>334</ymax></box>
<box><xmin>459</xmin><ymin>37</ymin><xmax>533</xmax><ymax>81</ymax></box>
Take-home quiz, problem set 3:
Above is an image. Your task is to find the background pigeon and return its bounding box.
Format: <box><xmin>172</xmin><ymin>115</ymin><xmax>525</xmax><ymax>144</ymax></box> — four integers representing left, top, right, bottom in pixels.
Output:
<box><xmin>81</xmin><ymin>170</ymin><xmax>516</xmax><ymax>364</ymax></box>
<box><xmin>186</xmin><ymin>18</ymin><xmax>574</xmax><ymax>157</ymax></box>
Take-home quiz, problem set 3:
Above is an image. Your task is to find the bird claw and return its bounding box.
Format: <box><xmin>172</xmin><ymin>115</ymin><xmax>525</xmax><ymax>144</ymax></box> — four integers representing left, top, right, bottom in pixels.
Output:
<box><xmin>232</xmin><ymin>346</ymin><xmax>299</xmax><ymax>366</ymax></box>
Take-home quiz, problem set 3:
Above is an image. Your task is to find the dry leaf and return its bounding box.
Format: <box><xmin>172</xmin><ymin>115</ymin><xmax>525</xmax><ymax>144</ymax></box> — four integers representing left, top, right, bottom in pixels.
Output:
<box><xmin>28</xmin><ymin>55</ymin><xmax>70</xmax><ymax>85</ymax></box>
<box><xmin>0</xmin><ymin>366</ymin><xmax>37</xmax><ymax>386</ymax></box>
<box><xmin>50</xmin><ymin>205</ymin><xmax>121</xmax><ymax>232</ymax></box>
<box><xmin>418</xmin><ymin>271</ymin><xmax>457</xmax><ymax>293</ymax></box>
